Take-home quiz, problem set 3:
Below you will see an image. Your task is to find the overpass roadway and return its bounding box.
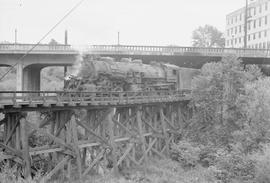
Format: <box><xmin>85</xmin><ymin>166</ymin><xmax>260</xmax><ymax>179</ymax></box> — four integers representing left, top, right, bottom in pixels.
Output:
<box><xmin>87</xmin><ymin>45</ymin><xmax>270</xmax><ymax>68</ymax></box>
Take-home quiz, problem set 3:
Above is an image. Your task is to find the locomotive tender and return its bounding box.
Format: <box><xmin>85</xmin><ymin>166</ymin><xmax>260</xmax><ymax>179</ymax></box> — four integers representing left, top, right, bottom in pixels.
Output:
<box><xmin>64</xmin><ymin>57</ymin><xmax>198</xmax><ymax>92</ymax></box>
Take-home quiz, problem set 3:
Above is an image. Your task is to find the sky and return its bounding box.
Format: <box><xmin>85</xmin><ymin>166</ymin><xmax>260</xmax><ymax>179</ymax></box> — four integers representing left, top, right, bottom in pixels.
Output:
<box><xmin>0</xmin><ymin>0</ymin><xmax>245</xmax><ymax>47</ymax></box>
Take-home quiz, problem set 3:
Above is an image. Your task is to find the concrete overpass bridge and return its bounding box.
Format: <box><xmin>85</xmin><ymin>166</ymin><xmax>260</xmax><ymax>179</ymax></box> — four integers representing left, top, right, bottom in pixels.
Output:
<box><xmin>0</xmin><ymin>44</ymin><xmax>78</xmax><ymax>91</ymax></box>
<box><xmin>1</xmin><ymin>43</ymin><xmax>270</xmax><ymax>92</ymax></box>
<box><xmin>87</xmin><ymin>45</ymin><xmax>270</xmax><ymax>68</ymax></box>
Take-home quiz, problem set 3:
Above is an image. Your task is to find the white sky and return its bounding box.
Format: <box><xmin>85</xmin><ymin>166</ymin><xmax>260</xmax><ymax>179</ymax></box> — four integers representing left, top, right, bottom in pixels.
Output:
<box><xmin>0</xmin><ymin>0</ymin><xmax>244</xmax><ymax>46</ymax></box>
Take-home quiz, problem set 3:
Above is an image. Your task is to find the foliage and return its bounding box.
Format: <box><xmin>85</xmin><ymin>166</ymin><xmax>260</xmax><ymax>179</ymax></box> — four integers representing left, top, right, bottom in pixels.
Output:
<box><xmin>192</xmin><ymin>25</ymin><xmax>225</xmax><ymax>47</ymax></box>
<box><xmin>214</xmin><ymin>150</ymin><xmax>255</xmax><ymax>183</ymax></box>
<box><xmin>170</xmin><ymin>140</ymin><xmax>200</xmax><ymax>168</ymax></box>
<box><xmin>41</xmin><ymin>67</ymin><xmax>64</xmax><ymax>90</ymax></box>
<box><xmin>0</xmin><ymin>163</ymin><xmax>42</xmax><ymax>183</ymax></box>
<box><xmin>188</xmin><ymin>56</ymin><xmax>262</xmax><ymax>146</ymax></box>
<box><xmin>48</xmin><ymin>39</ymin><xmax>59</xmax><ymax>45</ymax></box>
<box><xmin>250</xmin><ymin>144</ymin><xmax>270</xmax><ymax>183</ymax></box>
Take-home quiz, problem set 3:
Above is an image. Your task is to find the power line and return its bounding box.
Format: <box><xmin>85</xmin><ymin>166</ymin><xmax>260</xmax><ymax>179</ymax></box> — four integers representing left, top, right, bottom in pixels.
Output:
<box><xmin>0</xmin><ymin>0</ymin><xmax>86</xmax><ymax>81</ymax></box>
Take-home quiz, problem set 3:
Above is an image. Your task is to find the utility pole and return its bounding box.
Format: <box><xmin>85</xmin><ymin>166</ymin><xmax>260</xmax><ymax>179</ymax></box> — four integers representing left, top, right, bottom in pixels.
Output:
<box><xmin>117</xmin><ymin>31</ymin><xmax>120</xmax><ymax>45</ymax></box>
<box><xmin>15</xmin><ymin>29</ymin><xmax>17</xmax><ymax>44</ymax></box>
<box><xmin>244</xmin><ymin>0</ymin><xmax>248</xmax><ymax>49</ymax></box>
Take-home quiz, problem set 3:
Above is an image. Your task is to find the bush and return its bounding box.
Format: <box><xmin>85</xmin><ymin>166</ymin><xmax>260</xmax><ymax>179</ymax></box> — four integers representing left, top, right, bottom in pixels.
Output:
<box><xmin>170</xmin><ymin>140</ymin><xmax>201</xmax><ymax>168</ymax></box>
<box><xmin>214</xmin><ymin>150</ymin><xmax>255</xmax><ymax>183</ymax></box>
<box><xmin>250</xmin><ymin>145</ymin><xmax>270</xmax><ymax>183</ymax></box>
<box><xmin>0</xmin><ymin>162</ymin><xmax>42</xmax><ymax>183</ymax></box>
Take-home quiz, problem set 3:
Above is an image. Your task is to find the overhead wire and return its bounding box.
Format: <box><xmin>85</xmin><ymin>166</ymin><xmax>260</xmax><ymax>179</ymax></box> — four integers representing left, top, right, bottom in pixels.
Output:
<box><xmin>0</xmin><ymin>0</ymin><xmax>86</xmax><ymax>81</ymax></box>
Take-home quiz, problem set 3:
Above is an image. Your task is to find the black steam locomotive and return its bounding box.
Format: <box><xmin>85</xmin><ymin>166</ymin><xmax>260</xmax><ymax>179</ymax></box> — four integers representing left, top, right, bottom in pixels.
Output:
<box><xmin>64</xmin><ymin>57</ymin><xmax>198</xmax><ymax>92</ymax></box>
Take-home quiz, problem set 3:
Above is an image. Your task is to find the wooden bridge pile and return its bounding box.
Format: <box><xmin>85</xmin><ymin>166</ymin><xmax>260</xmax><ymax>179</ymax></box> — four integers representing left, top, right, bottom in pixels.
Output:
<box><xmin>0</xmin><ymin>91</ymin><xmax>191</xmax><ymax>182</ymax></box>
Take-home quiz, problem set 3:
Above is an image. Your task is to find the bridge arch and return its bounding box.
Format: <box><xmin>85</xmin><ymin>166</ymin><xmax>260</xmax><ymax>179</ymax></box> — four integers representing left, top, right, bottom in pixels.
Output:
<box><xmin>21</xmin><ymin>63</ymin><xmax>72</xmax><ymax>91</ymax></box>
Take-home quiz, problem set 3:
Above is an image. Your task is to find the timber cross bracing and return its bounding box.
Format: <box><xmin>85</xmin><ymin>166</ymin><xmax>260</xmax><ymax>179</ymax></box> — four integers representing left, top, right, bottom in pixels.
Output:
<box><xmin>0</xmin><ymin>91</ymin><xmax>191</xmax><ymax>182</ymax></box>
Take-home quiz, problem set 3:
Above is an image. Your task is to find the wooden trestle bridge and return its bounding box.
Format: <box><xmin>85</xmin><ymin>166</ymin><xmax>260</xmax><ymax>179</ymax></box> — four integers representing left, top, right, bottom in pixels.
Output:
<box><xmin>0</xmin><ymin>90</ymin><xmax>191</xmax><ymax>182</ymax></box>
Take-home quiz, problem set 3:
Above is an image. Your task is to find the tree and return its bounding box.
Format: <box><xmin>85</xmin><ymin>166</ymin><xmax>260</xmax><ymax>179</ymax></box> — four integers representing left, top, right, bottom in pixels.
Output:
<box><xmin>192</xmin><ymin>25</ymin><xmax>225</xmax><ymax>48</ymax></box>
<box><xmin>48</xmin><ymin>39</ymin><xmax>59</xmax><ymax>45</ymax></box>
<box><xmin>187</xmin><ymin>56</ymin><xmax>262</xmax><ymax>146</ymax></box>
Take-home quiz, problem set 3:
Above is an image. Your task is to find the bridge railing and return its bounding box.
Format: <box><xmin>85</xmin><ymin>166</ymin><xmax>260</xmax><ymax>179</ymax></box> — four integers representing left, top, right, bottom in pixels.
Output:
<box><xmin>89</xmin><ymin>45</ymin><xmax>270</xmax><ymax>57</ymax></box>
<box><xmin>0</xmin><ymin>90</ymin><xmax>190</xmax><ymax>107</ymax></box>
<box><xmin>0</xmin><ymin>43</ymin><xmax>76</xmax><ymax>52</ymax></box>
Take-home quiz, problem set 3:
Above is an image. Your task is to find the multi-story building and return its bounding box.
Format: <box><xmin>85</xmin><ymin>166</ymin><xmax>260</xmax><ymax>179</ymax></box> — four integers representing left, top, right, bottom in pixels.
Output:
<box><xmin>225</xmin><ymin>0</ymin><xmax>270</xmax><ymax>49</ymax></box>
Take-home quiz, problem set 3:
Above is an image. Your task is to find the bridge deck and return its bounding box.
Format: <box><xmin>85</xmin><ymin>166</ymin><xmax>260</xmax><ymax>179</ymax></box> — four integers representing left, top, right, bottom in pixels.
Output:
<box><xmin>88</xmin><ymin>45</ymin><xmax>270</xmax><ymax>58</ymax></box>
<box><xmin>0</xmin><ymin>90</ymin><xmax>190</xmax><ymax>112</ymax></box>
<box><xmin>0</xmin><ymin>44</ymin><xmax>78</xmax><ymax>54</ymax></box>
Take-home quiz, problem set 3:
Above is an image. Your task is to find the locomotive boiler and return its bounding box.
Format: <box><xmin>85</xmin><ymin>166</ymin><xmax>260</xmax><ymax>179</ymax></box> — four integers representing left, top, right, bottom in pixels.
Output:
<box><xmin>64</xmin><ymin>57</ymin><xmax>199</xmax><ymax>92</ymax></box>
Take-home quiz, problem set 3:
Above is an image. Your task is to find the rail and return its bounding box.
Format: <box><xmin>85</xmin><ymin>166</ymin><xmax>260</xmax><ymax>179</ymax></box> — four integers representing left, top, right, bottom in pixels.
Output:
<box><xmin>0</xmin><ymin>90</ymin><xmax>190</xmax><ymax>111</ymax></box>
<box><xmin>89</xmin><ymin>45</ymin><xmax>270</xmax><ymax>58</ymax></box>
<box><xmin>0</xmin><ymin>43</ymin><xmax>77</xmax><ymax>53</ymax></box>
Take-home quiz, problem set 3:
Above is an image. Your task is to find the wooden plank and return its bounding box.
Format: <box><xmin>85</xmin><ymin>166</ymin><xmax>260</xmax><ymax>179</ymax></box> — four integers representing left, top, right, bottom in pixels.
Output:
<box><xmin>41</xmin><ymin>156</ymin><xmax>70</xmax><ymax>182</ymax></box>
<box><xmin>127</xmin><ymin>154</ymin><xmax>140</xmax><ymax>166</ymax></box>
<box><xmin>138</xmin><ymin>139</ymin><xmax>157</xmax><ymax>164</ymax></box>
<box><xmin>4</xmin><ymin>119</ymin><xmax>19</xmax><ymax>145</ymax></box>
<box><xmin>20</xmin><ymin>118</ymin><xmax>31</xmax><ymax>178</ymax></box>
<box><xmin>82</xmin><ymin>149</ymin><xmax>105</xmax><ymax>177</ymax></box>
<box><xmin>71</xmin><ymin>115</ymin><xmax>82</xmax><ymax>181</ymax></box>
<box><xmin>112</xmin><ymin>118</ymin><xmax>134</xmax><ymax>136</ymax></box>
<box><xmin>137</xmin><ymin>109</ymin><xmax>148</xmax><ymax>163</ymax></box>
<box><xmin>0</xmin><ymin>142</ymin><xmax>23</xmax><ymax>158</ymax></box>
<box><xmin>76</xmin><ymin>120</ymin><xmax>110</xmax><ymax>146</ymax></box>
<box><xmin>160</xmin><ymin>108</ymin><xmax>169</xmax><ymax>156</ymax></box>
<box><xmin>107</xmin><ymin>108</ymin><xmax>119</xmax><ymax>175</ymax></box>
<box><xmin>143</xmin><ymin>120</ymin><xmax>161</xmax><ymax>134</ymax></box>
<box><xmin>151</xmin><ymin>147</ymin><xmax>166</xmax><ymax>159</ymax></box>
<box><xmin>164</xmin><ymin>116</ymin><xmax>180</xmax><ymax>131</ymax></box>
<box><xmin>117</xmin><ymin>143</ymin><xmax>134</xmax><ymax>166</ymax></box>
<box><xmin>66</xmin><ymin>119</ymin><xmax>72</xmax><ymax>181</ymax></box>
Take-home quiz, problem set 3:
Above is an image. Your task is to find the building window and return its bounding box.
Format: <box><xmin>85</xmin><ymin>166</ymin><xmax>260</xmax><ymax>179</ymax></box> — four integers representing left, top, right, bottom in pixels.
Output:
<box><xmin>239</xmin><ymin>37</ymin><xmax>241</xmax><ymax>43</ymax></box>
<box><xmin>248</xmin><ymin>22</ymin><xmax>251</xmax><ymax>30</ymax></box>
<box><xmin>235</xmin><ymin>38</ymin><xmax>237</xmax><ymax>44</ymax></box>
<box><xmin>240</xmin><ymin>13</ymin><xmax>242</xmax><ymax>21</ymax></box>
<box><xmin>263</xmin><ymin>42</ymin><xmax>266</xmax><ymax>48</ymax></box>
<box><xmin>239</xmin><ymin>25</ymin><xmax>242</xmax><ymax>33</ymax></box>
<box><xmin>265</xmin><ymin>16</ymin><xmax>268</xmax><ymax>25</ymax></box>
<box><xmin>235</xmin><ymin>27</ymin><xmax>237</xmax><ymax>34</ymax></box>
<box><xmin>259</xmin><ymin>18</ymin><xmax>262</xmax><ymax>27</ymax></box>
<box><xmin>259</xmin><ymin>31</ymin><xmax>261</xmax><ymax>38</ymax></box>
<box><xmin>265</xmin><ymin>30</ymin><xmax>267</xmax><ymax>37</ymax></box>
<box><xmin>231</xmin><ymin>18</ymin><xmax>233</xmax><ymax>24</ymax></box>
<box><xmin>253</xmin><ymin>33</ymin><xmax>256</xmax><ymax>40</ymax></box>
<box><xmin>259</xmin><ymin>5</ymin><xmax>262</xmax><ymax>13</ymax></box>
<box><xmin>266</xmin><ymin>2</ymin><xmax>268</xmax><ymax>11</ymax></box>
<box><xmin>231</xmin><ymin>28</ymin><xmax>233</xmax><ymax>35</ymax></box>
<box><xmin>254</xmin><ymin>7</ymin><xmax>256</xmax><ymax>15</ymax></box>
<box><xmin>248</xmin><ymin>34</ymin><xmax>251</xmax><ymax>41</ymax></box>
<box><xmin>259</xmin><ymin>43</ymin><xmax>262</xmax><ymax>49</ymax></box>
<box><xmin>227</xmin><ymin>30</ymin><xmax>230</xmax><ymax>36</ymax></box>
<box><xmin>235</xmin><ymin>16</ymin><xmax>237</xmax><ymax>23</ymax></box>
<box><xmin>254</xmin><ymin>20</ymin><xmax>256</xmax><ymax>28</ymax></box>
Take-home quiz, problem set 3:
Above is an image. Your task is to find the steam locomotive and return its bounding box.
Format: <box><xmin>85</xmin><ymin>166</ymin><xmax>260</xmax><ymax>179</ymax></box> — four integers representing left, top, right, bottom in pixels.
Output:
<box><xmin>64</xmin><ymin>57</ymin><xmax>198</xmax><ymax>92</ymax></box>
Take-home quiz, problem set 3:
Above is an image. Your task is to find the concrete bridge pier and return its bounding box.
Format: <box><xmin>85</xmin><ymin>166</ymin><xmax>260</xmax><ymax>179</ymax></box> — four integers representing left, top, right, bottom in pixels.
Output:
<box><xmin>16</xmin><ymin>63</ymin><xmax>41</xmax><ymax>91</ymax></box>
<box><xmin>16</xmin><ymin>63</ymin><xmax>23</xmax><ymax>91</ymax></box>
